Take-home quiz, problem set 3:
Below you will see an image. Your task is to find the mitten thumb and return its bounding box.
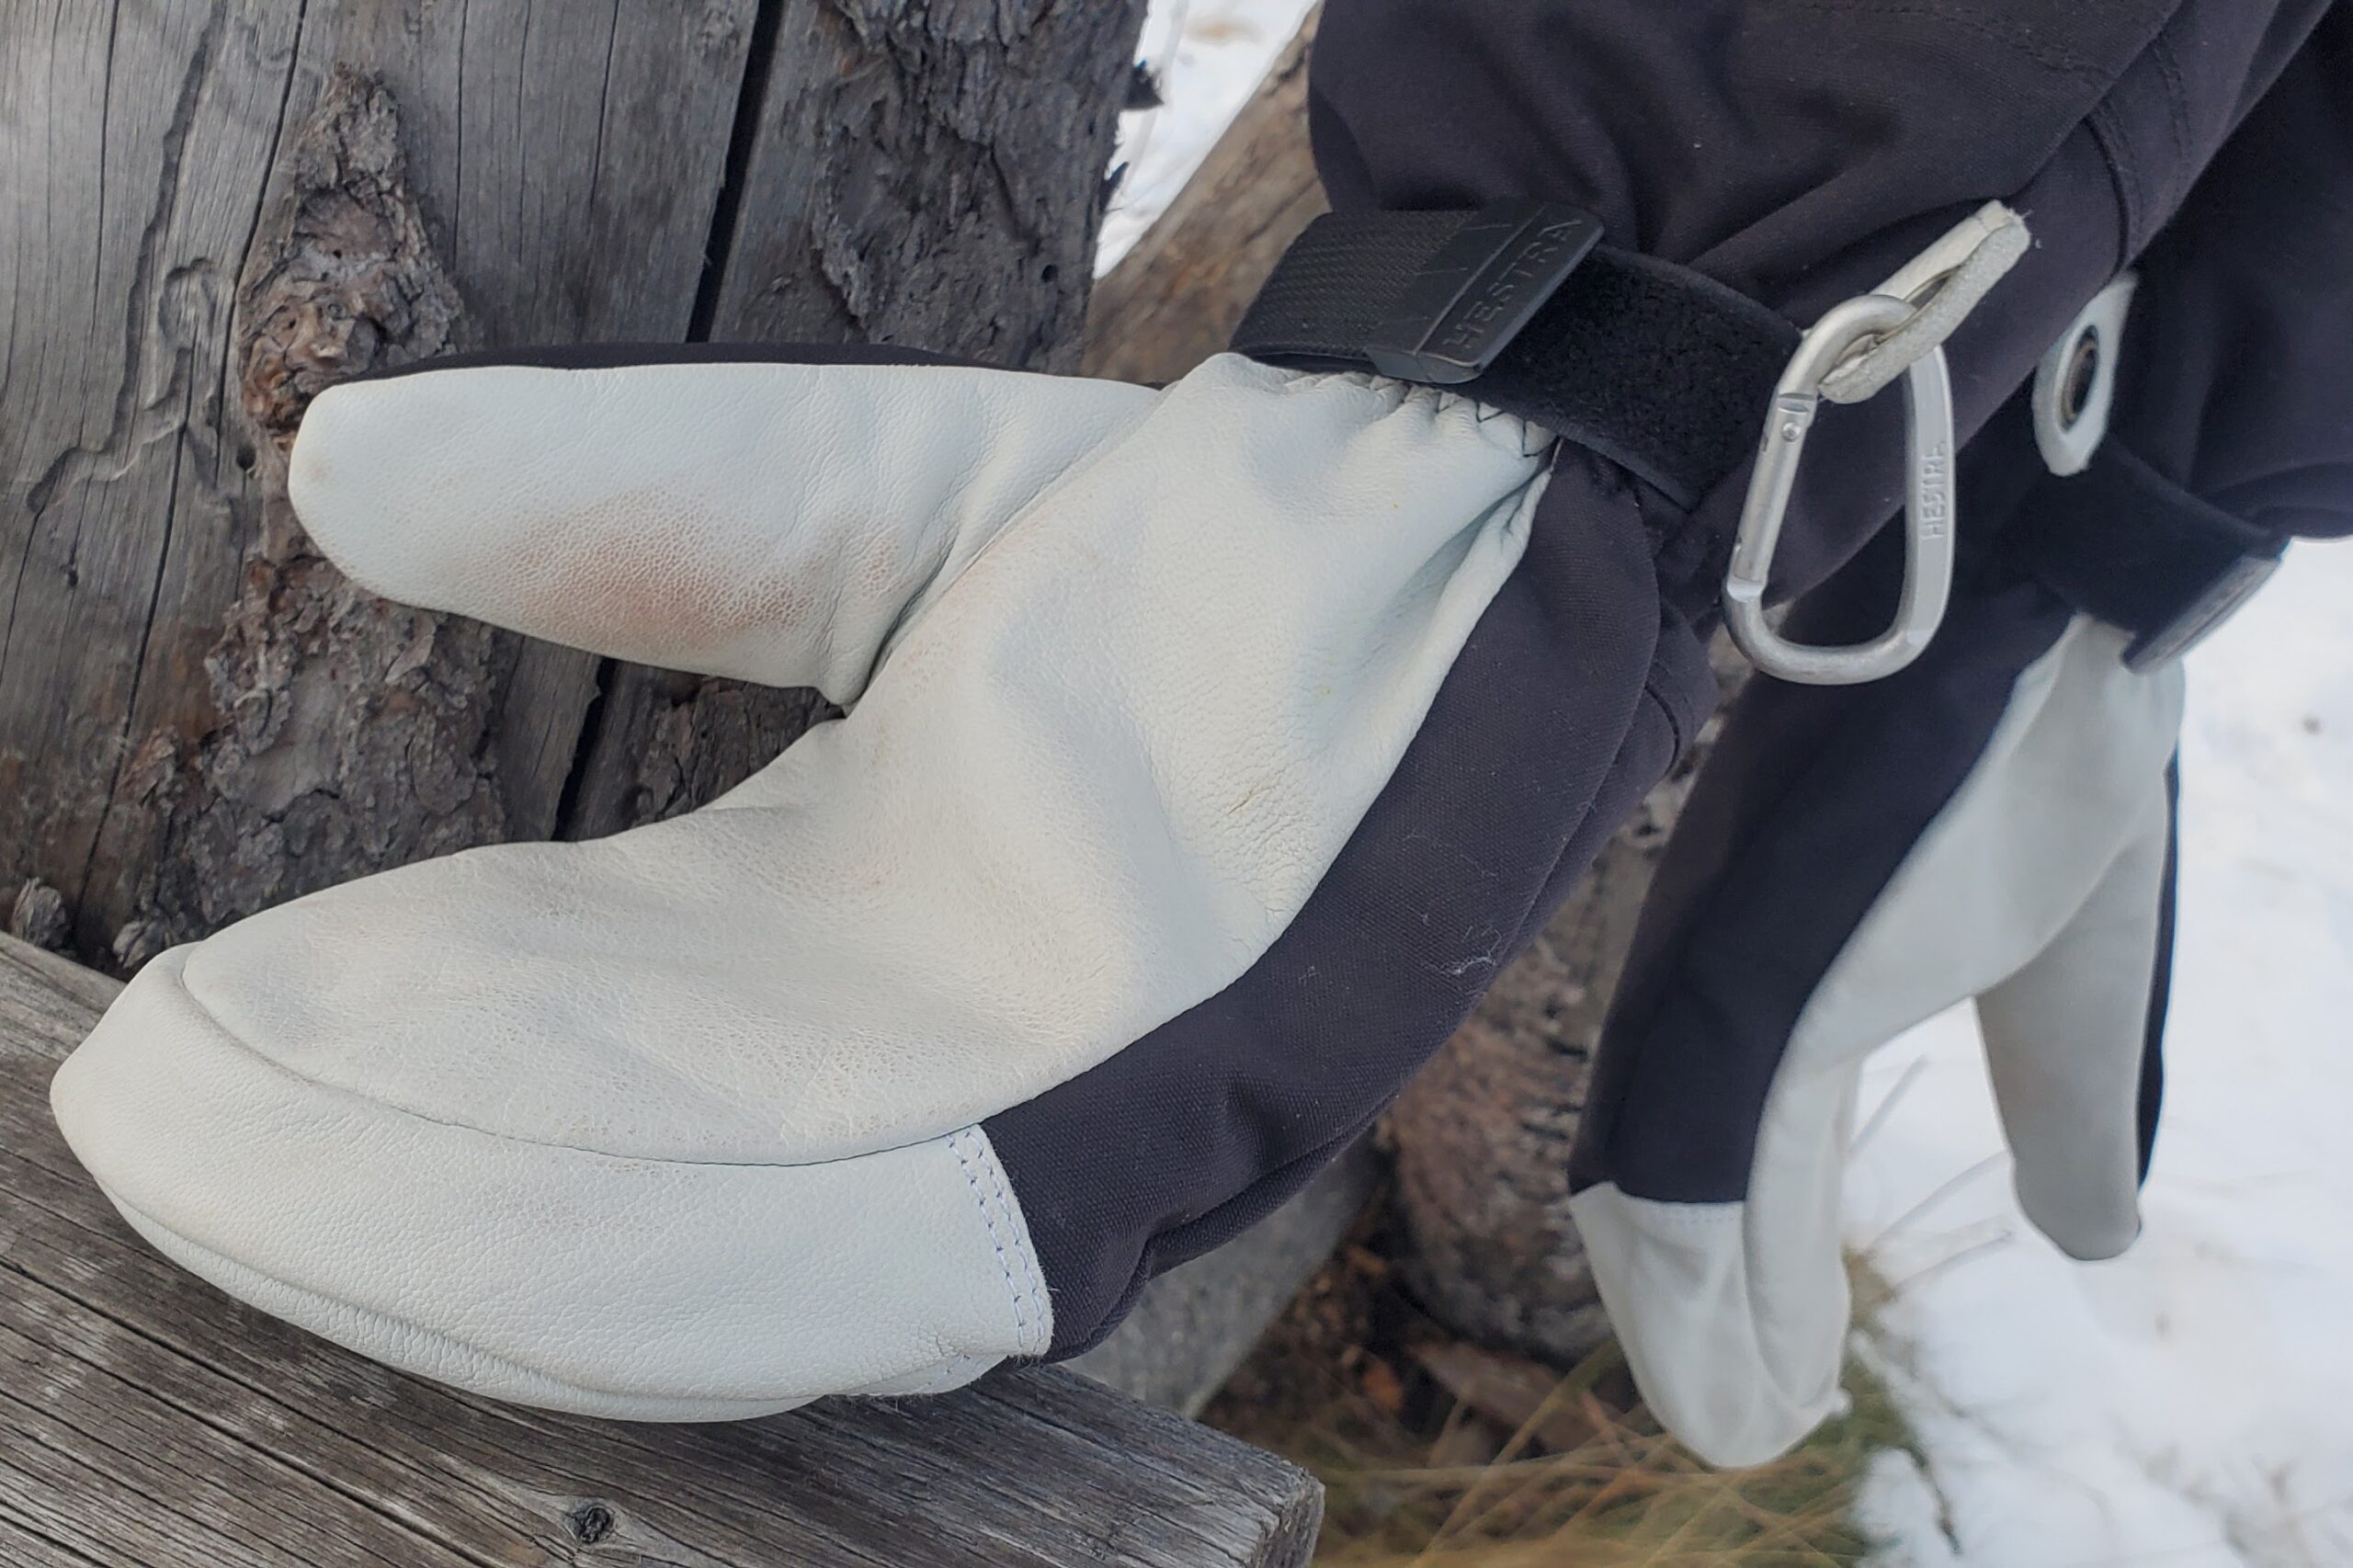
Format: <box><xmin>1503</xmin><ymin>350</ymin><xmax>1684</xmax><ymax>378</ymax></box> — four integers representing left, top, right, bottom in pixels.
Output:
<box><xmin>289</xmin><ymin>349</ymin><xmax>1156</xmax><ymax>703</ymax></box>
<box><xmin>1978</xmin><ymin>757</ymin><xmax>2177</xmax><ymax>1261</ymax></box>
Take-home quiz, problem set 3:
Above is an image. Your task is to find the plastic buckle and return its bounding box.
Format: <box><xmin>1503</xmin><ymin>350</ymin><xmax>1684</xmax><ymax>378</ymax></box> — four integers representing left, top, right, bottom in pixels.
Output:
<box><xmin>2122</xmin><ymin>552</ymin><xmax>2279</xmax><ymax>672</ymax></box>
<box><xmin>1362</xmin><ymin>202</ymin><xmax>1604</xmax><ymax>385</ymax></box>
<box><xmin>1723</xmin><ymin>294</ymin><xmax>1958</xmax><ymax>686</ymax></box>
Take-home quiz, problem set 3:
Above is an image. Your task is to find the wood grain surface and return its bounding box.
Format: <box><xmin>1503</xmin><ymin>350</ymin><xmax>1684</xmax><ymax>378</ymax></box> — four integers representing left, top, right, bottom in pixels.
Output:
<box><xmin>0</xmin><ymin>936</ymin><xmax>1320</xmax><ymax>1568</ymax></box>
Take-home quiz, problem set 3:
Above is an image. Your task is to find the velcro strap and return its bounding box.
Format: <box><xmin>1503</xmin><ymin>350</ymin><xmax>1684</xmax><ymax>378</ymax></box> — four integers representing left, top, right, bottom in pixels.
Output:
<box><xmin>2014</xmin><ymin>442</ymin><xmax>2284</xmax><ymax>670</ymax></box>
<box><xmin>1232</xmin><ymin>207</ymin><xmax>1799</xmax><ymax>509</ymax></box>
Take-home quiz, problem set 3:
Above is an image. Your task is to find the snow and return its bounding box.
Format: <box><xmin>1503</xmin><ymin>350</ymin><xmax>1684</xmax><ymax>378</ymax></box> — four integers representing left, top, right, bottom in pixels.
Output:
<box><xmin>1096</xmin><ymin>0</ymin><xmax>1318</xmax><ymax>276</ymax></box>
<box><xmin>1105</xmin><ymin>6</ymin><xmax>2353</xmax><ymax>1561</ymax></box>
<box><xmin>1850</xmin><ymin>542</ymin><xmax>2353</xmax><ymax>1567</ymax></box>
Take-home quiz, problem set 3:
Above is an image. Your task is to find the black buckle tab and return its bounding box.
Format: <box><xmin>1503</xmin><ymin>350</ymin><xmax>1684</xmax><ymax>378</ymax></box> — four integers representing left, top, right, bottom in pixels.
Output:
<box><xmin>1361</xmin><ymin>202</ymin><xmax>1603</xmax><ymax>384</ymax></box>
<box><xmin>2015</xmin><ymin>441</ymin><xmax>2283</xmax><ymax>674</ymax></box>
<box><xmin>1232</xmin><ymin>203</ymin><xmax>1798</xmax><ymax>506</ymax></box>
<box><xmin>2122</xmin><ymin>552</ymin><xmax>2279</xmax><ymax>671</ymax></box>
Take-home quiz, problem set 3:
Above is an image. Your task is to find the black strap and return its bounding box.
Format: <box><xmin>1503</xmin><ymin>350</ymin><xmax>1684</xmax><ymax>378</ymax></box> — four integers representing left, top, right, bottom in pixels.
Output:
<box><xmin>1232</xmin><ymin>206</ymin><xmax>1799</xmax><ymax>510</ymax></box>
<box><xmin>2014</xmin><ymin>442</ymin><xmax>2284</xmax><ymax>669</ymax></box>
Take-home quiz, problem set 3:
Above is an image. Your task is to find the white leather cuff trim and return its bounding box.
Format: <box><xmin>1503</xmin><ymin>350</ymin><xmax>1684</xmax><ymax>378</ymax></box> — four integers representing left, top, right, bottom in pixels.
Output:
<box><xmin>1570</xmin><ymin>1184</ymin><xmax>1847</xmax><ymax>1467</ymax></box>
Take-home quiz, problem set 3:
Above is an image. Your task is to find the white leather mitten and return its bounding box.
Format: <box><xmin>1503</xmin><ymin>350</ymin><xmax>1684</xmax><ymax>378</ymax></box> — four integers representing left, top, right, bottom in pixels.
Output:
<box><xmin>51</xmin><ymin>348</ymin><xmax>1558</xmax><ymax>1417</ymax></box>
<box><xmin>1570</xmin><ymin>586</ymin><xmax>2184</xmax><ymax>1467</ymax></box>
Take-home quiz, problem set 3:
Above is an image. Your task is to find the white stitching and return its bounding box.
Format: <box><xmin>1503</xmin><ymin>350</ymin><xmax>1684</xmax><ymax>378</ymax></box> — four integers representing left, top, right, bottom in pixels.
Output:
<box><xmin>982</xmin><ymin>1131</ymin><xmax>1051</xmax><ymax>1354</ymax></box>
<box><xmin>983</xmin><ymin>1139</ymin><xmax>1051</xmax><ymax>1351</ymax></box>
<box><xmin>950</xmin><ymin>1129</ymin><xmax>1047</xmax><ymax>1357</ymax></box>
<box><xmin>949</xmin><ymin>1130</ymin><xmax>1026</xmax><ymax>1346</ymax></box>
<box><xmin>893</xmin><ymin>1353</ymin><xmax>989</xmax><ymax>1397</ymax></box>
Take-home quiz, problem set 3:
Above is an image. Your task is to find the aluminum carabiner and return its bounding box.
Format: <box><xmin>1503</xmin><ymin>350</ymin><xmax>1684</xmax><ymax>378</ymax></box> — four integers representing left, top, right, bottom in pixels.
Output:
<box><xmin>1722</xmin><ymin>293</ymin><xmax>1956</xmax><ymax>686</ymax></box>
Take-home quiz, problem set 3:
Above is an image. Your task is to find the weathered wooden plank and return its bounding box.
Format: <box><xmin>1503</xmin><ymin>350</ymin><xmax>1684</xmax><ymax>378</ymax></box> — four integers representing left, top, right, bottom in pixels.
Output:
<box><xmin>1082</xmin><ymin>12</ymin><xmax>1325</xmax><ymax>385</ymax></box>
<box><xmin>0</xmin><ymin>1303</ymin><xmax>464</xmax><ymax>1568</ymax></box>
<box><xmin>0</xmin><ymin>1505</ymin><xmax>106</xmax><ymax>1568</ymax></box>
<box><xmin>0</xmin><ymin>933</ymin><xmax>117</xmax><ymax>1033</ymax></box>
<box><xmin>0</xmin><ymin>935</ymin><xmax>1321</xmax><ymax>1567</ymax></box>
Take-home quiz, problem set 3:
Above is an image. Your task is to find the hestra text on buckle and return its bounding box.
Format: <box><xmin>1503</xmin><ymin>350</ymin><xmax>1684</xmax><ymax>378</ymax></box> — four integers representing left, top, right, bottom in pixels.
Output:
<box><xmin>1232</xmin><ymin>203</ymin><xmax>1806</xmax><ymax>510</ymax></box>
<box><xmin>1360</xmin><ymin>202</ymin><xmax>1605</xmax><ymax>384</ymax></box>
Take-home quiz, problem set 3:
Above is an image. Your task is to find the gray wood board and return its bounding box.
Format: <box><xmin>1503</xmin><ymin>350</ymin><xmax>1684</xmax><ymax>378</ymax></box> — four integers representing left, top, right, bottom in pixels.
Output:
<box><xmin>0</xmin><ymin>936</ymin><xmax>1321</xmax><ymax>1567</ymax></box>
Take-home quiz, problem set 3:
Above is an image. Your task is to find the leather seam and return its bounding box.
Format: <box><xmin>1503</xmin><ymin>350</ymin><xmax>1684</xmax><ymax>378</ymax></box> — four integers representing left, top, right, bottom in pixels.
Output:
<box><xmin>170</xmin><ymin>963</ymin><xmax>963</xmax><ymax>1173</ymax></box>
<box><xmin>890</xmin><ymin>1353</ymin><xmax>993</xmax><ymax>1396</ymax></box>
<box><xmin>97</xmin><ymin>1180</ymin><xmax>798</xmax><ymax>1414</ymax></box>
<box><xmin>949</xmin><ymin>1128</ymin><xmax>1048</xmax><ymax>1358</ymax></box>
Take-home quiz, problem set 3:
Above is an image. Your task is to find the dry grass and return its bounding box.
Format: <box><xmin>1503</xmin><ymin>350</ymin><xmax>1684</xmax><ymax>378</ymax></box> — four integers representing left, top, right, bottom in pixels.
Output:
<box><xmin>1204</xmin><ymin>1244</ymin><xmax>1919</xmax><ymax>1566</ymax></box>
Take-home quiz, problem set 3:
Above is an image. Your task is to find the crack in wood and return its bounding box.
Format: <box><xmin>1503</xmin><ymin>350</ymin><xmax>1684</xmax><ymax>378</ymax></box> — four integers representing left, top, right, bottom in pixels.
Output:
<box><xmin>0</xmin><ymin>1256</ymin><xmax>508</xmax><ymax>1568</ymax></box>
<box><xmin>0</xmin><ymin>1498</ymin><xmax>124</xmax><ymax>1568</ymax></box>
<box><xmin>0</xmin><ymin>1314</ymin><xmax>435</xmax><ymax>1568</ymax></box>
<box><xmin>21</xmin><ymin>2</ymin><xmax>225</xmax><ymax>525</ymax></box>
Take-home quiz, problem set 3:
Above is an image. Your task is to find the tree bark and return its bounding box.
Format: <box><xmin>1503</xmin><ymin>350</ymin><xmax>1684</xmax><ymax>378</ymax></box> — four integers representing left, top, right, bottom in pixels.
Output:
<box><xmin>0</xmin><ymin>0</ymin><xmax>1146</xmax><ymax>969</ymax></box>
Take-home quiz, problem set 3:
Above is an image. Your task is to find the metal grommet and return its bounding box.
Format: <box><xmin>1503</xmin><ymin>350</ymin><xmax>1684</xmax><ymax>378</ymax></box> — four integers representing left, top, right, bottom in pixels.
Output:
<box><xmin>2034</xmin><ymin>274</ymin><xmax>2135</xmax><ymax>476</ymax></box>
<box><xmin>2058</xmin><ymin>328</ymin><xmax>2101</xmax><ymax>426</ymax></box>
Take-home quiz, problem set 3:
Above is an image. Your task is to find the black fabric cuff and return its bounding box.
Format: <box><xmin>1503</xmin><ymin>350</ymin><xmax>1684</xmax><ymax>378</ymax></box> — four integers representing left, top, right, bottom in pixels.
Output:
<box><xmin>2010</xmin><ymin>442</ymin><xmax>2284</xmax><ymax>669</ymax></box>
<box><xmin>1233</xmin><ymin>208</ymin><xmax>1797</xmax><ymax>511</ymax></box>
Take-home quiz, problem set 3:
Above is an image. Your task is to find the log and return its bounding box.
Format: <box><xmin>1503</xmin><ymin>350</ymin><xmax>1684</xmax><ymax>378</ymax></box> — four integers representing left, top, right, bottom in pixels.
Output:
<box><xmin>0</xmin><ymin>934</ymin><xmax>1322</xmax><ymax>1568</ymax></box>
<box><xmin>0</xmin><ymin>0</ymin><xmax>1147</xmax><ymax>965</ymax></box>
